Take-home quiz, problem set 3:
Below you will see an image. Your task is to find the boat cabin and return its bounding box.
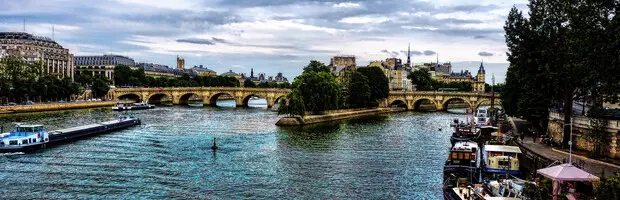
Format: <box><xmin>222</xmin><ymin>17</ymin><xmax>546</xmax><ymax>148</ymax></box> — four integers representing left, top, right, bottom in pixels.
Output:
<box><xmin>446</xmin><ymin>141</ymin><xmax>481</xmax><ymax>169</ymax></box>
<box><xmin>0</xmin><ymin>124</ymin><xmax>49</xmax><ymax>147</ymax></box>
<box><xmin>483</xmin><ymin>145</ymin><xmax>522</xmax><ymax>175</ymax></box>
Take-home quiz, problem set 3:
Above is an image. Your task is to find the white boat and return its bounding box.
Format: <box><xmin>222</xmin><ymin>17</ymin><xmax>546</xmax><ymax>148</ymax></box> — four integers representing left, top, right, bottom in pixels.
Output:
<box><xmin>484</xmin><ymin>178</ymin><xmax>532</xmax><ymax>199</ymax></box>
<box><xmin>113</xmin><ymin>101</ymin><xmax>155</xmax><ymax>111</ymax></box>
<box><xmin>250</xmin><ymin>96</ymin><xmax>260</xmax><ymax>100</ymax></box>
<box><xmin>0</xmin><ymin>124</ymin><xmax>49</xmax><ymax>153</ymax></box>
<box><xmin>474</xmin><ymin>108</ymin><xmax>491</xmax><ymax>127</ymax></box>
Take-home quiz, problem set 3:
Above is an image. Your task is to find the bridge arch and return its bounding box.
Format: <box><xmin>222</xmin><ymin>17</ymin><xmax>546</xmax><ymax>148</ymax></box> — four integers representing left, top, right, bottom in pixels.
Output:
<box><xmin>389</xmin><ymin>99</ymin><xmax>408</xmax><ymax>109</ymax></box>
<box><xmin>441</xmin><ymin>97</ymin><xmax>473</xmax><ymax>111</ymax></box>
<box><xmin>117</xmin><ymin>93</ymin><xmax>141</xmax><ymax>102</ymax></box>
<box><xmin>241</xmin><ymin>94</ymin><xmax>268</xmax><ymax>107</ymax></box>
<box><xmin>273</xmin><ymin>95</ymin><xmax>286</xmax><ymax>107</ymax></box>
<box><xmin>412</xmin><ymin>98</ymin><xmax>438</xmax><ymax>111</ymax></box>
<box><xmin>209</xmin><ymin>92</ymin><xmax>236</xmax><ymax>106</ymax></box>
<box><xmin>148</xmin><ymin>93</ymin><xmax>172</xmax><ymax>104</ymax></box>
<box><xmin>178</xmin><ymin>92</ymin><xmax>203</xmax><ymax>105</ymax></box>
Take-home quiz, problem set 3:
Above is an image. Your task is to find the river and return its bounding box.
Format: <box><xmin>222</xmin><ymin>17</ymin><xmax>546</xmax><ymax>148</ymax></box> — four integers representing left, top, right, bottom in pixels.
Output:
<box><xmin>0</xmin><ymin>100</ymin><xmax>469</xmax><ymax>199</ymax></box>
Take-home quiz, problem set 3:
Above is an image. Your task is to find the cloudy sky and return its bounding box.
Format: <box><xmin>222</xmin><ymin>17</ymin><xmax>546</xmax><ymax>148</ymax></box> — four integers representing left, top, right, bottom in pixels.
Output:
<box><xmin>0</xmin><ymin>0</ymin><xmax>527</xmax><ymax>83</ymax></box>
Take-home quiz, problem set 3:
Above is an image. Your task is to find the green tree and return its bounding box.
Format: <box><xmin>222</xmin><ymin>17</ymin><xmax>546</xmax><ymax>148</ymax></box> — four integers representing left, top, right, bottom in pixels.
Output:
<box><xmin>586</xmin><ymin>107</ymin><xmax>609</xmax><ymax>158</ymax></box>
<box><xmin>407</xmin><ymin>69</ymin><xmax>435</xmax><ymax>91</ymax></box>
<box><xmin>92</xmin><ymin>75</ymin><xmax>110</xmax><ymax>98</ymax></box>
<box><xmin>278</xmin><ymin>89</ymin><xmax>305</xmax><ymax>116</ymax></box>
<box><xmin>295</xmin><ymin>71</ymin><xmax>341</xmax><ymax>113</ymax></box>
<box><xmin>594</xmin><ymin>174</ymin><xmax>620</xmax><ymax>199</ymax></box>
<box><xmin>503</xmin><ymin>1</ymin><xmax>619</xmax><ymax>148</ymax></box>
<box><xmin>357</xmin><ymin>67</ymin><xmax>389</xmax><ymax>106</ymax></box>
<box><xmin>244</xmin><ymin>80</ymin><xmax>257</xmax><ymax>88</ymax></box>
<box><xmin>75</xmin><ymin>72</ymin><xmax>93</xmax><ymax>86</ymax></box>
<box><xmin>303</xmin><ymin>60</ymin><xmax>330</xmax><ymax>73</ymax></box>
<box><xmin>346</xmin><ymin>71</ymin><xmax>371</xmax><ymax>108</ymax></box>
<box><xmin>113</xmin><ymin>64</ymin><xmax>133</xmax><ymax>86</ymax></box>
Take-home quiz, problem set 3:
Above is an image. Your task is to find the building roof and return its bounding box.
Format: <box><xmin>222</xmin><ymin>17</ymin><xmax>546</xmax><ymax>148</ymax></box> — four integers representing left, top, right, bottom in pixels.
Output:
<box><xmin>478</xmin><ymin>62</ymin><xmax>486</xmax><ymax>74</ymax></box>
<box><xmin>0</xmin><ymin>32</ymin><xmax>63</xmax><ymax>48</ymax></box>
<box><xmin>484</xmin><ymin>145</ymin><xmax>522</xmax><ymax>153</ymax></box>
<box><xmin>191</xmin><ymin>66</ymin><xmax>216</xmax><ymax>73</ymax></box>
<box><xmin>221</xmin><ymin>70</ymin><xmax>240</xmax><ymax>77</ymax></box>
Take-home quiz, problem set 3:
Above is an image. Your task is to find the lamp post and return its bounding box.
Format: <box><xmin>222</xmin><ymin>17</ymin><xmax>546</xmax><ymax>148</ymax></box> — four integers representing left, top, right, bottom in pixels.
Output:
<box><xmin>569</xmin><ymin>117</ymin><xmax>573</xmax><ymax>164</ymax></box>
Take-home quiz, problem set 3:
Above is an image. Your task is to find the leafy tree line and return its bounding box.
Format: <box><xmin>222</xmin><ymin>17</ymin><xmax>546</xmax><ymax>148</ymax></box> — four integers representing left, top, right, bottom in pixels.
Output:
<box><xmin>406</xmin><ymin>68</ymin><xmax>480</xmax><ymax>92</ymax></box>
<box><xmin>243</xmin><ymin>80</ymin><xmax>291</xmax><ymax>89</ymax></box>
<box><xmin>111</xmin><ymin>65</ymin><xmax>240</xmax><ymax>88</ymax></box>
<box><xmin>0</xmin><ymin>56</ymin><xmax>82</xmax><ymax>103</ymax></box>
<box><xmin>503</xmin><ymin>0</ymin><xmax>620</xmax><ymax>148</ymax></box>
<box><xmin>278</xmin><ymin>61</ymin><xmax>389</xmax><ymax>116</ymax></box>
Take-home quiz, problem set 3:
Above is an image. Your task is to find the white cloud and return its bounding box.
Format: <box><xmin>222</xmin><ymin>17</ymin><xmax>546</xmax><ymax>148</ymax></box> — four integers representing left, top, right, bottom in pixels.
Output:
<box><xmin>339</xmin><ymin>16</ymin><xmax>391</xmax><ymax>24</ymax></box>
<box><xmin>333</xmin><ymin>2</ymin><xmax>362</xmax><ymax>8</ymax></box>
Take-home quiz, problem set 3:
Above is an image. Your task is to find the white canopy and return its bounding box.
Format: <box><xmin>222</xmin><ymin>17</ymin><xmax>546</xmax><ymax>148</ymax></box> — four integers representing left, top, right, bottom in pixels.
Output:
<box><xmin>484</xmin><ymin>145</ymin><xmax>522</xmax><ymax>154</ymax></box>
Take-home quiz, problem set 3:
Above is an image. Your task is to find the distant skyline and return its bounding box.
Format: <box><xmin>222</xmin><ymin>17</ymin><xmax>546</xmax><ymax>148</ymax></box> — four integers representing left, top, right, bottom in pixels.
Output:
<box><xmin>0</xmin><ymin>0</ymin><xmax>526</xmax><ymax>83</ymax></box>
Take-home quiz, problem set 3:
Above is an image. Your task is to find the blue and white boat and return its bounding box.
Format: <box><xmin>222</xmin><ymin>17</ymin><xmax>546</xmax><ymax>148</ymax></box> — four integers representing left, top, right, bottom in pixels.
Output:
<box><xmin>0</xmin><ymin>124</ymin><xmax>50</xmax><ymax>153</ymax></box>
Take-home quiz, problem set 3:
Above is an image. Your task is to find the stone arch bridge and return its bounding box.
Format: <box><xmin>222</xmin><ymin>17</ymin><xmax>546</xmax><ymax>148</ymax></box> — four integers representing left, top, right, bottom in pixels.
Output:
<box><xmin>112</xmin><ymin>87</ymin><xmax>499</xmax><ymax>110</ymax></box>
<box><xmin>386</xmin><ymin>91</ymin><xmax>500</xmax><ymax>111</ymax></box>
<box><xmin>113</xmin><ymin>87</ymin><xmax>290</xmax><ymax>108</ymax></box>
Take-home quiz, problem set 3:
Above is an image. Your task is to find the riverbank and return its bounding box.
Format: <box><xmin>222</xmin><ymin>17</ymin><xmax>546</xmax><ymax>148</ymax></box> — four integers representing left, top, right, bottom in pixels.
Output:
<box><xmin>275</xmin><ymin>107</ymin><xmax>406</xmax><ymax>126</ymax></box>
<box><xmin>0</xmin><ymin>101</ymin><xmax>116</xmax><ymax>114</ymax></box>
<box><xmin>507</xmin><ymin>116</ymin><xmax>620</xmax><ymax>178</ymax></box>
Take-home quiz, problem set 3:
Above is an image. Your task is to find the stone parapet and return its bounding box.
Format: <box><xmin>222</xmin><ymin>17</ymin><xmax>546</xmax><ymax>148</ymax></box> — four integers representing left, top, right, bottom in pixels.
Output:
<box><xmin>0</xmin><ymin>102</ymin><xmax>115</xmax><ymax>114</ymax></box>
<box><xmin>276</xmin><ymin>107</ymin><xmax>406</xmax><ymax>126</ymax></box>
<box><xmin>547</xmin><ymin>111</ymin><xmax>620</xmax><ymax>158</ymax></box>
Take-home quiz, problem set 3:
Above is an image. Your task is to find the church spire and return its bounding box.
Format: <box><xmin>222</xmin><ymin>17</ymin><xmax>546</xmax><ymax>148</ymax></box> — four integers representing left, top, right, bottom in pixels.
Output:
<box><xmin>406</xmin><ymin>43</ymin><xmax>411</xmax><ymax>67</ymax></box>
<box><xmin>478</xmin><ymin>60</ymin><xmax>485</xmax><ymax>74</ymax></box>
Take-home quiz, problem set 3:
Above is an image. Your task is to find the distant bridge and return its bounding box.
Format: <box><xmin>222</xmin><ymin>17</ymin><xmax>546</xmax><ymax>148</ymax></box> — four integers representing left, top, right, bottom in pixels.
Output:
<box><xmin>113</xmin><ymin>87</ymin><xmax>289</xmax><ymax>107</ymax></box>
<box><xmin>385</xmin><ymin>91</ymin><xmax>500</xmax><ymax>111</ymax></box>
<box><xmin>112</xmin><ymin>87</ymin><xmax>500</xmax><ymax>110</ymax></box>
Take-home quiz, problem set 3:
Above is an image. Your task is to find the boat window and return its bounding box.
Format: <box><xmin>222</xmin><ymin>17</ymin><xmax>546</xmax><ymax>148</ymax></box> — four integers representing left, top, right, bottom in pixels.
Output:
<box><xmin>458</xmin><ymin>153</ymin><xmax>463</xmax><ymax>160</ymax></box>
<box><xmin>9</xmin><ymin>140</ymin><xmax>17</xmax><ymax>145</ymax></box>
<box><xmin>471</xmin><ymin>154</ymin><xmax>476</xmax><ymax>160</ymax></box>
<box><xmin>464</xmin><ymin>153</ymin><xmax>470</xmax><ymax>160</ymax></box>
<box><xmin>22</xmin><ymin>139</ymin><xmax>28</xmax><ymax>144</ymax></box>
<box><xmin>451</xmin><ymin>152</ymin><xmax>458</xmax><ymax>159</ymax></box>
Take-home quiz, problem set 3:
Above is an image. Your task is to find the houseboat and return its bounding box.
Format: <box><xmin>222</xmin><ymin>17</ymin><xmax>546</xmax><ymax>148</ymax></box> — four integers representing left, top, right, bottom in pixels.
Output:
<box><xmin>443</xmin><ymin>141</ymin><xmax>482</xmax><ymax>197</ymax></box>
<box><xmin>451</xmin><ymin>120</ymin><xmax>480</xmax><ymax>145</ymax></box>
<box><xmin>49</xmin><ymin>116</ymin><xmax>141</xmax><ymax>142</ymax></box>
<box><xmin>484</xmin><ymin>178</ymin><xmax>531</xmax><ymax>199</ymax></box>
<box><xmin>0</xmin><ymin>124</ymin><xmax>49</xmax><ymax>153</ymax></box>
<box><xmin>112</xmin><ymin>101</ymin><xmax>155</xmax><ymax>111</ymax></box>
<box><xmin>483</xmin><ymin>145</ymin><xmax>522</xmax><ymax>176</ymax></box>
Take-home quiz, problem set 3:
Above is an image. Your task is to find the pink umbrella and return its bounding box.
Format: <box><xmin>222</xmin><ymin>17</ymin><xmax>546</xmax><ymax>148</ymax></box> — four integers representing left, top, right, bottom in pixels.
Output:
<box><xmin>537</xmin><ymin>163</ymin><xmax>600</xmax><ymax>181</ymax></box>
<box><xmin>537</xmin><ymin>163</ymin><xmax>599</xmax><ymax>200</ymax></box>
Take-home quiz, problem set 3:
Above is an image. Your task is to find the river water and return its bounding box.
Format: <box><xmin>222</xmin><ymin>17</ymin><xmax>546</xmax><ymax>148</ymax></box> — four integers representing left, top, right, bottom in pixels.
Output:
<box><xmin>0</xmin><ymin>100</ymin><xmax>468</xmax><ymax>199</ymax></box>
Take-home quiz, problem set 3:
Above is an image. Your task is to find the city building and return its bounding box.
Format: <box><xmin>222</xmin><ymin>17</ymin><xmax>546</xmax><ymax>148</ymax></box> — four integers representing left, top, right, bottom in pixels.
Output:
<box><xmin>330</xmin><ymin>55</ymin><xmax>356</xmax><ymax>77</ymax></box>
<box><xmin>414</xmin><ymin>61</ymin><xmax>486</xmax><ymax>92</ymax></box>
<box><xmin>176</xmin><ymin>56</ymin><xmax>185</xmax><ymax>70</ymax></box>
<box><xmin>242</xmin><ymin>68</ymin><xmax>289</xmax><ymax>84</ymax></box>
<box><xmin>74</xmin><ymin>55</ymin><xmax>135</xmax><ymax>84</ymax></box>
<box><xmin>0</xmin><ymin>32</ymin><xmax>75</xmax><ymax>80</ymax></box>
<box><xmin>190</xmin><ymin>65</ymin><xmax>217</xmax><ymax>77</ymax></box>
<box><xmin>221</xmin><ymin>69</ymin><xmax>245</xmax><ymax>86</ymax></box>
<box><xmin>368</xmin><ymin>56</ymin><xmax>412</xmax><ymax>91</ymax></box>
<box><xmin>136</xmin><ymin>62</ymin><xmax>181</xmax><ymax>78</ymax></box>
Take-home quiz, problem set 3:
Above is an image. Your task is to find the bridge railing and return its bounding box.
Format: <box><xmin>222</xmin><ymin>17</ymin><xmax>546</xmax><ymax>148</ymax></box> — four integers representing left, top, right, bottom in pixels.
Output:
<box><xmin>114</xmin><ymin>87</ymin><xmax>290</xmax><ymax>93</ymax></box>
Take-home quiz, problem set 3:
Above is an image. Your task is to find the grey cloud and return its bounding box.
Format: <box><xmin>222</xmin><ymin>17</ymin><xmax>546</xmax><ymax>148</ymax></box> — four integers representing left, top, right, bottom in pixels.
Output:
<box><xmin>211</xmin><ymin>37</ymin><xmax>230</xmax><ymax>43</ymax></box>
<box><xmin>423</xmin><ymin>50</ymin><xmax>436</xmax><ymax>56</ymax></box>
<box><xmin>391</xmin><ymin>51</ymin><xmax>399</xmax><ymax>56</ymax></box>
<box><xmin>176</xmin><ymin>38</ymin><xmax>215</xmax><ymax>45</ymax></box>
<box><xmin>411</xmin><ymin>50</ymin><xmax>423</xmax><ymax>55</ymax></box>
<box><xmin>478</xmin><ymin>51</ymin><xmax>494</xmax><ymax>57</ymax></box>
<box><xmin>473</xmin><ymin>35</ymin><xmax>487</xmax><ymax>39</ymax></box>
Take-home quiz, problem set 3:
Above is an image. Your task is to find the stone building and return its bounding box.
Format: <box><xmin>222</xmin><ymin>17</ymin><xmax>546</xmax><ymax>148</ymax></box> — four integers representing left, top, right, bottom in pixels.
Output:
<box><xmin>0</xmin><ymin>32</ymin><xmax>74</xmax><ymax>80</ymax></box>
<box><xmin>330</xmin><ymin>56</ymin><xmax>356</xmax><ymax>77</ymax></box>
<box><xmin>136</xmin><ymin>62</ymin><xmax>181</xmax><ymax>78</ymax></box>
<box><xmin>368</xmin><ymin>57</ymin><xmax>412</xmax><ymax>91</ymax></box>
<box><xmin>176</xmin><ymin>56</ymin><xmax>185</xmax><ymax>70</ymax></box>
<box><xmin>415</xmin><ymin>61</ymin><xmax>486</xmax><ymax>92</ymax></box>
<box><xmin>74</xmin><ymin>55</ymin><xmax>135</xmax><ymax>84</ymax></box>
<box><xmin>190</xmin><ymin>65</ymin><xmax>217</xmax><ymax>77</ymax></box>
<box><xmin>221</xmin><ymin>69</ymin><xmax>245</xmax><ymax>86</ymax></box>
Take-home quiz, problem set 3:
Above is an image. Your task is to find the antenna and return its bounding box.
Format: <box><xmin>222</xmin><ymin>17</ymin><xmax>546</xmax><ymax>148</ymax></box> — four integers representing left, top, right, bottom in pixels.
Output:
<box><xmin>23</xmin><ymin>19</ymin><xmax>26</xmax><ymax>32</ymax></box>
<box><xmin>52</xmin><ymin>25</ymin><xmax>55</xmax><ymax>40</ymax></box>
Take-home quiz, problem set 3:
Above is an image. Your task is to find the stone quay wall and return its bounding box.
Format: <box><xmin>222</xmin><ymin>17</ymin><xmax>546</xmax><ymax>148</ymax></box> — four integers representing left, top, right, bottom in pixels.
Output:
<box><xmin>547</xmin><ymin>111</ymin><xmax>620</xmax><ymax>158</ymax></box>
<box><xmin>0</xmin><ymin>101</ymin><xmax>116</xmax><ymax>114</ymax></box>
<box><xmin>276</xmin><ymin>107</ymin><xmax>406</xmax><ymax>126</ymax></box>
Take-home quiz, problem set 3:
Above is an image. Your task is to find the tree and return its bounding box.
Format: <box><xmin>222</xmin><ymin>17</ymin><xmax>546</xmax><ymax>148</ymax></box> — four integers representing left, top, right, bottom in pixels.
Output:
<box><xmin>594</xmin><ymin>174</ymin><xmax>620</xmax><ymax>199</ymax></box>
<box><xmin>303</xmin><ymin>60</ymin><xmax>330</xmax><ymax>73</ymax></box>
<box><xmin>407</xmin><ymin>69</ymin><xmax>434</xmax><ymax>91</ymax></box>
<box><xmin>503</xmin><ymin>1</ymin><xmax>620</xmax><ymax>148</ymax></box>
<box><xmin>357</xmin><ymin>67</ymin><xmax>389</xmax><ymax>106</ymax></box>
<box><xmin>278</xmin><ymin>89</ymin><xmax>305</xmax><ymax>116</ymax></box>
<box><xmin>75</xmin><ymin>72</ymin><xmax>93</xmax><ymax>86</ymax></box>
<box><xmin>346</xmin><ymin>71</ymin><xmax>371</xmax><ymax>108</ymax></box>
<box><xmin>114</xmin><ymin>64</ymin><xmax>133</xmax><ymax>86</ymax></box>
<box><xmin>92</xmin><ymin>75</ymin><xmax>110</xmax><ymax>98</ymax></box>
<box><xmin>586</xmin><ymin>107</ymin><xmax>609</xmax><ymax>158</ymax></box>
<box><xmin>244</xmin><ymin>80</ymin><xmax>257</xmax><ymax>88</ymax></box>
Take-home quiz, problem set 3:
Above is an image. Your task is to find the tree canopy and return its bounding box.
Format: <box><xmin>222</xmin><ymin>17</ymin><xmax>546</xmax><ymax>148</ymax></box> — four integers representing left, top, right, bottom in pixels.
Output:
<box><xmin>502</xmin><ymin>0</ymin><xmax>620</xmax><ymax>148</ymax></box>
<box><xmin>407</xmin><ymin>69</ymin><xmax>435</xmax><ymax>91</ymax></box>
<box><xmin>357</xmin><ymin>67</ymin><xmax>389</xmax><ymax>106</ymax></box>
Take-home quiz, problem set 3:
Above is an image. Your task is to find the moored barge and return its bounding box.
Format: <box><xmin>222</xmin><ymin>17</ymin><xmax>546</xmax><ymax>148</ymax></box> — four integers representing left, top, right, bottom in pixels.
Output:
<box><xmin>0</xmin><ymin>116</ymin><xmax>141</xmax><ymax>153</ymax></box>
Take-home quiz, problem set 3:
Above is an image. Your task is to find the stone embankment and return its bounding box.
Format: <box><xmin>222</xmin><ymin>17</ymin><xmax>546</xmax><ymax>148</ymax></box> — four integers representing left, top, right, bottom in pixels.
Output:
<box><xmin>276</xmin><ymin>107</ymin><xmax>406</xmax><ymax>126</ymax></box>
<box><xmin>0</xmin><ymin>101</ymin><xmax>116</xmax><ymax>114</ymax></box>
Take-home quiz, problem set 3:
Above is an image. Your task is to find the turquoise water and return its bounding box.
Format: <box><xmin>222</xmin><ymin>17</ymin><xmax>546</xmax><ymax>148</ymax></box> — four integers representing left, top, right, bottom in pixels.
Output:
<box><xmin>0</xmin><ymin>102</ymin><xmax>468</xmax><ymax>199</ymax></box>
